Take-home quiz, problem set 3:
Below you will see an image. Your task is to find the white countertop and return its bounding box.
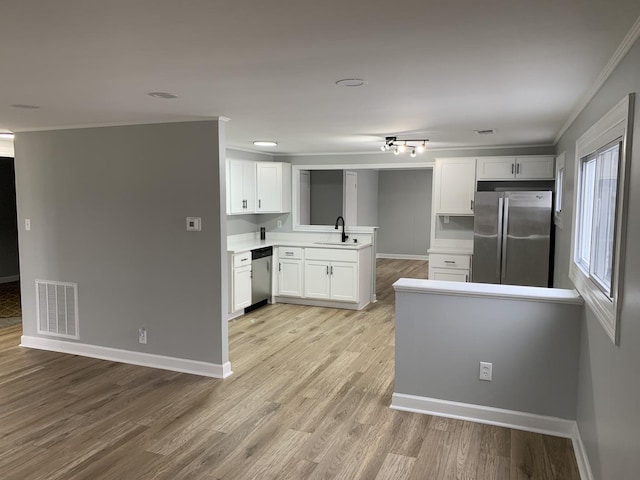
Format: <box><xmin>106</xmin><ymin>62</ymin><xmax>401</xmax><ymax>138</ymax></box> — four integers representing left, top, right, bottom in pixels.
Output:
<box><xmin>228</xmin><ymin>238</ymin><xmax>372</xmax><ymax>253</ymax></box>
<box><xmin>393</xmin><ymin>278</ymin><xmax>583</xmax><ymax>305</ymax></box>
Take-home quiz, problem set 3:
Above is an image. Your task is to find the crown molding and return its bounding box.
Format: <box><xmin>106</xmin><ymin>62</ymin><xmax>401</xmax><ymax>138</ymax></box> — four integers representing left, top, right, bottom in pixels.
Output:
<box><xmin>12</xmin><ymin>116</ymin><xmax>230</xmax><ymax>133</ymax></box>
<box><xmin>554</xmin><ymin>15</ymin><xmax>640</xmax><ymax>144</ymax></box>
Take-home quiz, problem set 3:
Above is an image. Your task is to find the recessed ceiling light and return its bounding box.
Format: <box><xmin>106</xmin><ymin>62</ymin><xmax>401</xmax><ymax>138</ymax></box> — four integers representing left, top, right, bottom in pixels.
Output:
<box><xmin>0</xmin><ymin>133</ymin><xmax>14</xmax><ymax>139</ymax></box>
<box><xmin>335</xmin><ymin>78</ymin><xmax>368</xmax><ymax>87</ymax></box>
<box><xmin>474</xmin><ymin>129</ymin><xmax>496</xmax><ymax>135</ymax></box>
<box><xmin>147</xmin><ymin>91</ymin><xmax>178</xmax><ymax>99</ymax></box>
<box><xmin>11</xmin><ymin>104</ymin><xmax>40</xmax><ymax>109</ymax></box>
<box><xmin>253</xmin><ymin>141</ymin><xmax>278</xmax><ymax>147</ymax></box>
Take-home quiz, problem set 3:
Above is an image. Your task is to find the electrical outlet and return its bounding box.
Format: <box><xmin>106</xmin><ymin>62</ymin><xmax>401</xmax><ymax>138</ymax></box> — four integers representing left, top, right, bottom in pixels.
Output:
<box><xmin>276</xmin><ymin>220</ymin><xmax>282</xmax><ymax>228</ymax></box>
<box><xmin>138</xmin><ymin>328</ymin><xmax>147</xmax><ymax>344</ymax></box>
<box><xmin>479</xmin><ymin>362</ymin><xmax>492</xmax><ymax>381</ymax></box>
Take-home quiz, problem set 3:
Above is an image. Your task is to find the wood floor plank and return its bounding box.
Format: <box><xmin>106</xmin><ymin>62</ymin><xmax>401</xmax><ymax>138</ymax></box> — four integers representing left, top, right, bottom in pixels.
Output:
<box><xmin>0</xmin><ymin>259</ymin><xmax>581</xmax><ymax>479</ymax></box>
<box><xmin>375</xmin><ymin>453</ymin><xmax>417</xmax><ymax>480</ymax></box>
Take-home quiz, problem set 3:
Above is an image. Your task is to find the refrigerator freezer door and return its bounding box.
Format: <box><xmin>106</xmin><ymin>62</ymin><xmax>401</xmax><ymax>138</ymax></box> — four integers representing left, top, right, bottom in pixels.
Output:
<box><xmin>502</xmin><ymin>191</ymin><xmax>552</xmax><ymax>287</ymax></box>
<box><xmin>472</xmin><ymin>192</ymin><xmax>503</xmax><ymax>284</ymax></box>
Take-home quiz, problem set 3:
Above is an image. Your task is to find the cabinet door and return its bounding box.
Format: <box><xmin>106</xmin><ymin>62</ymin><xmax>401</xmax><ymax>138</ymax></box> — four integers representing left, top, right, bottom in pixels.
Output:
<box><xmin>435</xmin><ymin>158</ymin><xmax>476</xmax><ymax>215</ymax></box>
<box><xmin>278</xmin><ymin>259</ymin><xmax>303</xmax><ymax>297</ymax></box>
<box><xmin>227</xmin><ymin>160</ymin><xmax>256</xmax><ymax>214</ymax></box>
<box><xmin>304</xmin><ymin>261</ymin><xmax>331</xmax><ymax>299</ymax></box>
<box><xmin>516</xmin><ymin>157</ymin><xmax>554</xmax><ymax>180</ymax></box>
<box><xmin>233</xmin><ymin>265</ymin><xmax>252</xmax><ymax>311</ymax></box>
<box><xmin>429</xmin><ymin>267</ymin><xmax>469</xmax><ymax>282</ymax></box>
<box><xmin>329</xmin><ymin>262</ymin><xmax>358</xmax><ymax>302</ymax></box>
<box><xmin>256</xmin><ymin>162</ymin><xmax>282</xmax><ymax>212</ymax></box>
<box><xmin>476</xmin><ymin>157</ymin><xmax>516</xmax><ymax>180</ymax></box>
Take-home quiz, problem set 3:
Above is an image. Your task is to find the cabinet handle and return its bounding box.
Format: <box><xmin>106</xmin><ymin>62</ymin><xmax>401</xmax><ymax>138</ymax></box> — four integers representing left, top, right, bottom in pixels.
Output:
<box><xmin>444</xmin><ymin>260</ymin><xmax>456</xmax><ymax>264</ymax></box>
<box><xmin>250</xmin><ymin>269</ymin><xmax>253</xmax><ymax>279</ymax></box>
<box><xmin>285</xmin><ymin>252</ymin><xmax>294</xmax><ymax>256</ymax></box>
<box><xmin>330</xmin><ymin>266</ymin><xmax>334</xmax><ymax>275</ymax></box>
<box><xmin>511</xmin><ymin>163</ymin><xmax>514</xmax><ymax>174</ymax></box>
<box><xmin>516</xmin><ymin>163</ymin><xmax>520</xmax><ymax>174</ymax></box>
<box><xmin>258</xmin><ymin>199</ymin><xmax>262</xmax><ymax>208</ymax></box>
<box><xmin>241</xmin><ymin>257</ymin><xmax>248</xmax><ymax>262</ymax></box>
<box><xmin>470</xmin><ymin>200</ymin><xmax>474</xmax><ymax>210</ymax></box>
<box><xmin>326</xmin><ymin>266</ymin><xmax>329</xmax><ymax>275</ymax></box>
<box><xmin>466</xmin><ymin>274</ymin><xmax>469</xmax><ymax>282</ymax></box>
<box><xmin>279</xmin><ymin>262</ymin><xmax>281</xmax><ymax>272</ymax></box>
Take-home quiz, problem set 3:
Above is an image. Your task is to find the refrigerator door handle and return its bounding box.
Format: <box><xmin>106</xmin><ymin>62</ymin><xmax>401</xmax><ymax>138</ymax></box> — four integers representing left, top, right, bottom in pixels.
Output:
<box><xmin>497</xmin><ymin>196</ymin><xmax>504</xmax><ymax>279</ymax></box>
<box><xmin>501</xmin><ymin>197</ymin><xmax>509</xmax><ymax>280</ymax></box>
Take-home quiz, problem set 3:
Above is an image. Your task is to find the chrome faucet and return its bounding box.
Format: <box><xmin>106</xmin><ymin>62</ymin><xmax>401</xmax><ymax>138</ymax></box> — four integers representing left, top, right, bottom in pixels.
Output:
<box><xmin>334</xmin><ymin>216</ymin><xmax>349</xmax><ymax>243</ymax></box>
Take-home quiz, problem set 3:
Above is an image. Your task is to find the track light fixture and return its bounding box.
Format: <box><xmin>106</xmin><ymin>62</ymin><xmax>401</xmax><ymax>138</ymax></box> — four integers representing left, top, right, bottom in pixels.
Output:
<box><xmin>381</xmin><ymin>136</ymin><xmax>429</xmax><ymax>156</ymax></box>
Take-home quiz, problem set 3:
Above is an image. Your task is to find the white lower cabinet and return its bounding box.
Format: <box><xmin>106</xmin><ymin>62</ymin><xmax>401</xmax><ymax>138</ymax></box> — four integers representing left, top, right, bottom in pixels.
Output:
<box><xmin>278</xmin><ymin>258</ymin><xmax>304</xmax><ymax>297</ymax></box>
<box><xmin>232</xmin><ymin>264</ymin><xmax>252</xmax><ymax>311</ymax></box>
<box><xmin>304</xmin><ymin>260</ymin><xmax>358</xmax><ymax>302</ymax></box>
<box><xmin>430</xmin><ymin>268</ymin><xmax>469</xmax><ymax>282</ymax></box>
<box><xmin>428</xmin><ymin>253</ymin><xmax>471</xmax><ymax>283</ymax></box>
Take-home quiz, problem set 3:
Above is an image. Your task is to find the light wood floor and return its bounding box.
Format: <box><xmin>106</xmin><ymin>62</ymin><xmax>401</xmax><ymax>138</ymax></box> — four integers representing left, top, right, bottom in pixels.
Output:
<box><xmin>0</xmin><ymin>259</ymin><xmax>579</xmax><ymax>479</ymax></box>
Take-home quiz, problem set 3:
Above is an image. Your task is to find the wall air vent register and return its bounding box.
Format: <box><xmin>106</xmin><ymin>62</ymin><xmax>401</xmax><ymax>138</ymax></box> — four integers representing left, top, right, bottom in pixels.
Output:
<box><xmin>36</xmin><ymin>280</ymin><xmax>79</xmax><ymax>339</ymax></box>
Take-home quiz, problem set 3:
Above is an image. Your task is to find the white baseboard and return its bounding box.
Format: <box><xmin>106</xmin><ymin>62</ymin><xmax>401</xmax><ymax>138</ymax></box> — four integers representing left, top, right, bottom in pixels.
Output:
<box><xmin>571</xmin><ymin>424</ymin><xmax>595</xmax><ymax>480</ymax></box>
<box><xmin>391</xmin><ymin>393</ymin><xmax>593</xmax><ymax>480</ymax></box>
<box><xmin>0</xmin><ymin>275</ymin><xmax>19</xmax><ymax>284</ymax></box>
<box><xmin>20</xmin><ymin>335</ymin><xmax>233</xmax><ymax>379</ymax></box>
<box><xmin>391</xmin><ymin>393</ymin><xmax>592</xmax><ymax>479</ymax></box>
<box><xmin>377</xmin><ymin>253</ymin><xmax>429</xmax><ymax>261</ymax></box>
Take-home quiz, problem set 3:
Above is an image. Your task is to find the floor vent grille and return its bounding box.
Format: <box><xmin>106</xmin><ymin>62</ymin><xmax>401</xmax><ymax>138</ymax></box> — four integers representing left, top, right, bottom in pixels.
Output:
<box><xmin>36</xmin><ymin>280</ymin><xmax>79</xmax><ymax>339</ymax></box>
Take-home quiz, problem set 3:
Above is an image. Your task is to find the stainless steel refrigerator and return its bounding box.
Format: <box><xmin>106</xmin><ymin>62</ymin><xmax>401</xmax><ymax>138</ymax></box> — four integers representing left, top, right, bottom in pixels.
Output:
<box><xmin>472</xmin><ymin>191</ymin><xmax>552</xmax><ymax>287</ymax></box>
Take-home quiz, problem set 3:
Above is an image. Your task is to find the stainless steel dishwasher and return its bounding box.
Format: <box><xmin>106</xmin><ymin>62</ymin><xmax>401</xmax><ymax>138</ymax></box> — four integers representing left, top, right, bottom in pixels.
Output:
<box><xmin>249</xmin><ymin>246</ymin><xmax>272</xmax><ymax>311</ymax></box>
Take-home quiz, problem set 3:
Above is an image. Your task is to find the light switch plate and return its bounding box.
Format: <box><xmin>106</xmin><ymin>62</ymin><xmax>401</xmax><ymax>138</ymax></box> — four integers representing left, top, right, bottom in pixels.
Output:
<box><xmin>25</xmin><ymin>219</ymin><xmax>31</xmax><ymax>231</ymax></box>
<box><xmin>186</xmin><ymin>217</ymin><xmax>201</xmax><ymax>231</ymax></box>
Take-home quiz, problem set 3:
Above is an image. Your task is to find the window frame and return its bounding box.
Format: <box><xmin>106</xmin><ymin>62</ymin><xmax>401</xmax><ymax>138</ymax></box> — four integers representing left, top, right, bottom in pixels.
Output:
<box><xmin>554</xmin><ymin>152</ymin><xmax>565</xmax><ymax>228</ymax></box>
<box><xmin>569</xmin><ymin>94</ymin><xmax>634</xmax><ymax>345</ymax></box>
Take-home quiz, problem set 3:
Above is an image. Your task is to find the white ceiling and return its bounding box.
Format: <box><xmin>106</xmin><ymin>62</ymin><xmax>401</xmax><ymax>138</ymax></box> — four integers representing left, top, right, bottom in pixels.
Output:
<box><xmin>1</xmin><ymin>0</ymin><xmax>639</xmax><ymax>155</ymax></box>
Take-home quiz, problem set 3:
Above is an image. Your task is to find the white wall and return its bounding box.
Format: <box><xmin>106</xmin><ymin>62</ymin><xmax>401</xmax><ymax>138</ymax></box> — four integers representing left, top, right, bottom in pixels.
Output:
<box><xmin>554</xmin><ymin>36</ymin><xmax>640</xmax><ymax>480</ymax></box>
<box><xmin>15</xmin><ymin>121</ymin><xmax>228</xmax><ymax>369</ymax></box>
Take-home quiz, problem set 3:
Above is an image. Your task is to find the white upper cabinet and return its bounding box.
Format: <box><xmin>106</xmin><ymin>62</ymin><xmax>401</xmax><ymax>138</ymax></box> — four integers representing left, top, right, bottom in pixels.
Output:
<box><xmin>227</xmin><ymin>159</ymin><xmax>256</xmax><ymax>214</ymax></box>
<box><xmin>476</xmin><ymin>156</ymin><xmax>554</xmax><ymax>181</ymax></box>
<box><xmin>434</xmin><ymin>158</ymin><xmax>476</xmax><ymax>215</ymax></box>
<box><xmin>227</xmin><ymin>160</ymin><xmax>291</xmax><ymax>215</ymax></box>
<box><xmin>515</xmin><ymin>157</ymin><xmax>555</xmax><ymax>179</ymax></box>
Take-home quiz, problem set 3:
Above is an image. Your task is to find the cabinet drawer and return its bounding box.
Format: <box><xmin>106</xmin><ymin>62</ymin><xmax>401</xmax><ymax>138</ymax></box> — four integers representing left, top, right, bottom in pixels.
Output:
<box><xmin>429</xmin><ymin>253</ymin><xmax>470</xmax><ymax>270</ymax></box>
<box><xmin>233</xmin><ymin>251</ymin><xmax>252</xmax><ymax>268</ymax></box>
<box><xmin>430</xmin><ymin>267</ymin><xmax>469</xmax><ymax>283</ymax></box>
<box><xmin>305</xmin><ymin>248</ymin><xmax>358</xmax><ymax>263</ymax></box>
<box><xmin>278</xmin><ymin>246</ymin><xmax>303</xmax><ymax>260</ymax></box>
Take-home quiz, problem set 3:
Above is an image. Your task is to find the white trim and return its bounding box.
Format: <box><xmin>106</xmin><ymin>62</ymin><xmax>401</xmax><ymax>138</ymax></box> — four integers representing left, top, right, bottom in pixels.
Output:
<box><xmin>227</xmin><ymin>309</ymin><xmax>244</xmax><ymax>321</ymax></box>
<box><xmin>554</xmin><ymin>152</ymin><xmax>565</xmax><ymax>229</ymax></box>
<box><xmin>555</xmin><ymin>15</ymin><xmax>640</xmax><ymax>144</ymax></box>
<box><xmin>20</xmin><ymin>335</ymin><xmax>233</xmax><ymax>379</ymax></box>
<box><xmin>391</xmin><ymin>393</ymin><xmax>593</xmax><ymax>480</ymax></box>
<box><xmin>572</xmin><ymin>426</ymin><xmax>595</xmax><ymax>480</ymax></box>
<box><xmin>391</xmin><ymin>393</ymin><xmax>576</xmax><ymax>437</ymax></box>
<box><xmin>568</xmin><ymin>94</ymin><xmax>633</xmax><ymax>345</ymax></box>
<box><xmin>0</xmin><ymin>138</ymin><xmax>14</xmax><ymax>157</ymax></box>
<box><xmin>377</xmin><ymin>253</ymin><xmax>429</xmax><ymax>261</ymax></box>
<box><xmin>0</xmin><ymin>275</ymin><xmax>19</xmax><ymax>284</ymax></box>
<box><xmin>393</xmin><ymin>278</ymin><xmax>583</xmax><ymax>305</ymax></box>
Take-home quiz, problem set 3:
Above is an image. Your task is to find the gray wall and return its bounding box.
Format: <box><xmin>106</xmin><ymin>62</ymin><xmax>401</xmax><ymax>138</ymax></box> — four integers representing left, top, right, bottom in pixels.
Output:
<box><xmin>353</xmin><ymin>169</ymin><xmax>379</xmax><ymax>226</ymax></box>
<box><xmin>377</xmin><ymin>169</ymin><xmax>432</xmax><ymax>256</ymax></box>
<box><xmin>395</xmin><ymin>289</ymin><xmax>582</xmax><ymax>419</ymax></box>
<box><xmin>553</xmin><ymin>37</ymin><xmax>640</xmax><ymax>480</ymax></box>
<box><xmin>15</xmin><ymin>121</ymin><xmax>228</xmax><ymax>365</ymax></box>
<box><xmin>310</xmin><ymin>170</ymin><xmax>343</xmax><ymax>225</ymax></box>
<box><xmin>0</xmin><ymin>157</ymin><xmax>19</xmax><ymax>279</ymax></box>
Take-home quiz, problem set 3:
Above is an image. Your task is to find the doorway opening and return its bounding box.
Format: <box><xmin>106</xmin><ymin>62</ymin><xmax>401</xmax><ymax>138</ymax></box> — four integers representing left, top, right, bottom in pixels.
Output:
<box><xmin>0</xmin><ymin>156</ymin><xmax>21</xmax><ymax>330</ymax></box>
